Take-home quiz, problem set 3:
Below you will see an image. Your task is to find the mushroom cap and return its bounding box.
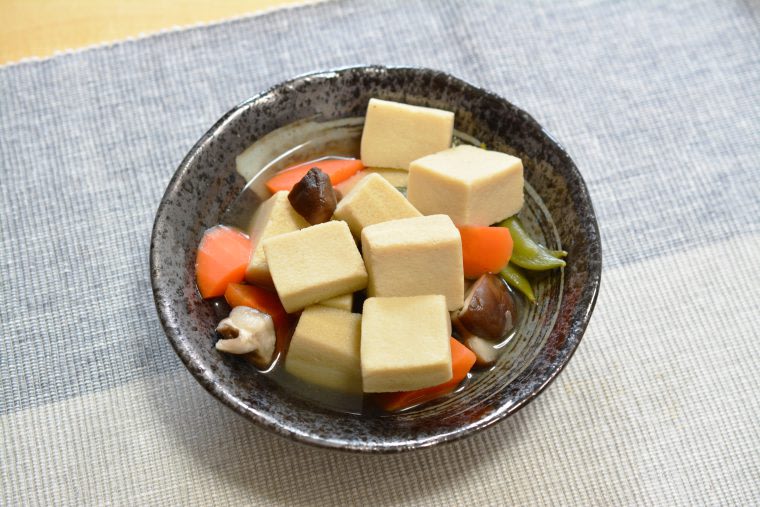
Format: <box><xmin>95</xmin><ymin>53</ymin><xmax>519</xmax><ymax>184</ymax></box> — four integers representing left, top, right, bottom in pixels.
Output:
<box><xmin>457</xmin><ymin>274</ymin><xmax>515</xmax><ymax>340</ymax></box>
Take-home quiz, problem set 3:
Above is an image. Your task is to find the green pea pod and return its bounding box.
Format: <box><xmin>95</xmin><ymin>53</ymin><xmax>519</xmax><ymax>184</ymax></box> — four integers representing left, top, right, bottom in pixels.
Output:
<box><xmin>499</xmin><ymin>217</ymin><xmax>566</xmax><ymax>271</ymax></box>
<box><xmin>549</xmin><ymin>249</ymin><xmax>568</xmax><ymax>259</ymax></box>
<box><xmin>500</xmin><ymin>264</ymin><xmax>535</xmax><ymax>303</ymax></box>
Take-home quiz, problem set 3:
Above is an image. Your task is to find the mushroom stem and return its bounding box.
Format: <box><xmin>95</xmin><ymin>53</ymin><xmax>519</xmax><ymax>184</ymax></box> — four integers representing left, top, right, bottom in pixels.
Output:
<box><xmin>215</xmin><ymin>306</ymin><xmax>276</xmax><ymax>368</ymax></box>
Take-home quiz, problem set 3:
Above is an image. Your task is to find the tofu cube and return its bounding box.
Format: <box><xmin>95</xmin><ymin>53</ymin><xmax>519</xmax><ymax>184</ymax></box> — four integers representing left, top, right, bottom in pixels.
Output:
<box><xmin>318</xmin><ymin>293</ymin><xmax>353</xmax><ymax>311</ymax></box>
<box><xmin>335</xmin><ymin>167</ymin><xmax>409</xmax><ymax>198</ymax></box>
<box><xmin>285</xmin><ymin>306</ymin><xmax>362</xmax><ymax>392</ymax></box>
<box><xmin>263</xmin><ymin>220</ymin><xmax>368</xmax><ymax>313</ymax></box>
<box><xmin>365</xmin><ymin>167</ymin><xmax>409</xmax><ymax>188</ymax></box>
<box><xmin>245</xmin><ymin>191</ymin><xmax>309</xmax><ymax>285</ymax></box>
<box><xmin>361</xmin><ymin>215</ymin><xmax>464</xmax><ymax>311</ymax></box>
<box><xmin>407</xmin><ymin>145</ymin><xmax>524</xmax><ymax>226</ymax></box>
<box><xmin>361</xmin><ymin>295</ymin><xmax>452</xmax><ymax>392</ymax></box>
<box><xmin>333</xmin><ymin>173</ymin><xmax>421</xmax><ymax>238</ymax></box>
<box><xmin>360</xmin><ymin>99</ymin><xmax>454</xmax><ymax>170</ymax></box>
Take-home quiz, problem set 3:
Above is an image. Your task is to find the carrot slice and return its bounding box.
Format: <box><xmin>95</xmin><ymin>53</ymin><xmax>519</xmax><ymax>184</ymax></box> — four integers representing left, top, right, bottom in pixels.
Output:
<box><xmin>375</xmin><ymin>338</ymin><xmax>477</xmax><ymax>412</ymax></box>
<box><xmin>265</xmin><ymin>158</ymin><xmax>364</xmax><ymax>193</ymax></box>
<box><xmin>224</xmin><ymin>282</ymin><xmax>293</xmax><ymax>354</ymax></box>
<box><xmin>458</xmin><ymin>225</ymin><xmax>513</xmax><ymax>278</ymax></box>
<box><xmin>195</xmin><ymin>226</ymin><xmax>252</xmax><ymax>299</ymax></box>
<box><xmin>224</xmin><ymin>283</ymin><xmax>287</xmax><ymax>320</ymax></box>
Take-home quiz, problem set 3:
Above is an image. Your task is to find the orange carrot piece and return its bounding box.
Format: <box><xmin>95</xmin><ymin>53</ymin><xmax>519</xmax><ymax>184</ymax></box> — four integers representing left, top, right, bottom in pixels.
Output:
<box><xmin>265</xmin><ymin>158</ymin><xmax>364</xmax><ymax>193</ymax></box>
<box><xmin>458</xmin><ymin>225</ymin><xmax>513</xmax><ymax>278</ymax></box>
<box><xmin>224</xmin><ymin>282</ymin><xmax>293</xmax><ymax>353</ymax></box>
<box><xmin>195</xmin><ymin>226</ymin><xmax>252</xmax><ymax>299</ymax></box>
<box><xmin>224</xmin><ymin>283</ymin><xmax>287</xmax><ymax>319</ymax></box>
<box><xmin>375</xmin><ymin>338</ymin><xmax>477</xmax><ymax>412</ymax></box>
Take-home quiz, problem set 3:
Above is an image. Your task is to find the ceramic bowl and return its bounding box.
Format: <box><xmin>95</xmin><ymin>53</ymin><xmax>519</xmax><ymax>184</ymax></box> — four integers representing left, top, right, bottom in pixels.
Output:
<box><xmin>150</xmin><ymin>66</ymin><xmax>601</xmax><ymax>452</ymax></box>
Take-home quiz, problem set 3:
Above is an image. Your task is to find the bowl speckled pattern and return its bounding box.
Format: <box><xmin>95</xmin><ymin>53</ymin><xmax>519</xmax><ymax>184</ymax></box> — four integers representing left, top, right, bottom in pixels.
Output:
<box><xmin>150</xmin><ymin>66</ymin><xmax>602</xmax><ymax>452</ymax></box>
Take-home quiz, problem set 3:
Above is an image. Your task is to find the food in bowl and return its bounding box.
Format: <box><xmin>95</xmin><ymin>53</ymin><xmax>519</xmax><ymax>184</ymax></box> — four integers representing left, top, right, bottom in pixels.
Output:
<box><xmin>193</xmin><ymin>98</ymin><xmax>567</xmax><ymax>413</ymax></box>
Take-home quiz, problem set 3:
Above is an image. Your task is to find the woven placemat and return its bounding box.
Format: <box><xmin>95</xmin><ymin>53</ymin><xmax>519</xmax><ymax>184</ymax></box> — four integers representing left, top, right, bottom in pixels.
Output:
<box><xmin>2</xmin><ymin>0</ymin><xmax>759</xmax><ymax>504</ymax></box>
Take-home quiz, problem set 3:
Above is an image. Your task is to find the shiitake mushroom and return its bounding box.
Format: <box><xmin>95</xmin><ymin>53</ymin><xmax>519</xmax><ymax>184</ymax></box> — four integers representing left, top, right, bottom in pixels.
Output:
<box><xmin>455</xmin><ymin>274</ymin><xmax>516</xmax><ymax>340</ymax></box>
<box><xmin>288</xmin><ymin>167</ymin><xmax>337</xmax><ymax>224</ymax></box>
<box><xmin>215</xmin><ymin>306</ymin><xmax>276</xmax><ymax>368</ymax></box>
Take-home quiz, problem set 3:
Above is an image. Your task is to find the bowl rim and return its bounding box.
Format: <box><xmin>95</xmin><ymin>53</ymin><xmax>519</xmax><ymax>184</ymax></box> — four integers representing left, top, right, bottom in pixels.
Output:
<box><xmin>150</xmin><ymin>64</ymin><xmax>602</xmax><ymax>453</ymax></box>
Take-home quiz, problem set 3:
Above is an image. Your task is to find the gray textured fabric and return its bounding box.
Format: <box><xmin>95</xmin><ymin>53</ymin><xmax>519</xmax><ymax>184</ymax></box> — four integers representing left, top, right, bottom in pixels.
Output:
<box><xmin>2</xmin><ymin>0</ymin><xmax>759</xmax><ymax>504</ymax></box>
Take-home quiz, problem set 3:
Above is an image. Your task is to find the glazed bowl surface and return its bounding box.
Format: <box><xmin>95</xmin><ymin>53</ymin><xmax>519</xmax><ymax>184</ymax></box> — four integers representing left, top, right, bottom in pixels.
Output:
<box><xmin>150</xmin><ymin>65</ymin><xmax>602</xmax><ymax>452</ymax></box>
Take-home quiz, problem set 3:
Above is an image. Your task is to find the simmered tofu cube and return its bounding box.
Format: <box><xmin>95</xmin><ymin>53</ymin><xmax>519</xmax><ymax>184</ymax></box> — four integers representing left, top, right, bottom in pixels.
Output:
<box><xmin>407</xmin><ymin>145</ymin><xmax>524</xmax><ymax>226</ymax></box>
<box><xmin>285</xmin><ymin>306</ymin><xmax>362</xmax><ymax>392</ymax></box>
<box><xmin>245</xmin><ymin>191</ymin><xmax>309</xmax><ymax>285</ymax></box>
<box><xmin>335</xmin><ymin>167</ymin><xmax>409</xmax><ymax>197</ymax></box>
<box><xmin>263</xmin><ymin>220</ymin><xmax>368</xmax><ymax>313</ymax></box>
<box><xmin>365</xmin><ymin>167</ymin><xmax>409</xmax><ymax>188</ymax></box>
<box><xmin>361</xmin><ymin>295</ymin><xmax>452</xmax><ymax>392</ymax></box>
<box><xmin>318</xmin><ymin>293</ymin><xmax>353</xmax><ymax>311</ymax></box>
<box><xmin>334</xmin><ymin>173</ymin><xmax>421</xmax><ymax>238</ymax></box>
<box><xmin>360</xmin><ymin>99</ymin><xmax>454</xmax><ymax>170</ymax></box>
<box><xmin>361</xmin><ymin>215</ymin><xmax>464</xmax><ymax>311</ymax></box>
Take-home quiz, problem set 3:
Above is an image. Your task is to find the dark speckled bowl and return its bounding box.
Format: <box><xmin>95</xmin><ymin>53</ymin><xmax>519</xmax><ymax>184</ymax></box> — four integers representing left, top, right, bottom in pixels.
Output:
<box><xmin>150</xmin><ymin>66</ymin><xmax>601</xmax><ymax>452</ymax></box>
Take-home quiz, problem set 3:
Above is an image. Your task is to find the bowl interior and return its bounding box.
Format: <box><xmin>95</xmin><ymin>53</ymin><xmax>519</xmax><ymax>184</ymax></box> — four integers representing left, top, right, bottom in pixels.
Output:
<box><xmin>150</xmin><ymin>66</ymin><xmax>601</xmax><ymax>452</ymax></box>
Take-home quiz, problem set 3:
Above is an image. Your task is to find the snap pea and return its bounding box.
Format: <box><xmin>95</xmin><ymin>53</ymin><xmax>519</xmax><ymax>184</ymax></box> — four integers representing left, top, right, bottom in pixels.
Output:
<box><xmin>499</xmin><ymin>217</ymin><xmax>566</xmax><ymax>271</ymax></box>
<box><xmin>500</xmin><ymin>264</ymin><xmax>535</xmax><ymax>303</ymax></box>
